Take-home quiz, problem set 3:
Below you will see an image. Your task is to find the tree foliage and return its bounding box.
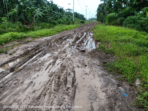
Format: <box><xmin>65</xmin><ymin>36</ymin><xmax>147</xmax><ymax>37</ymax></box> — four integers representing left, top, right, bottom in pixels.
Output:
<box><xmin>106</xmin><ymin>13</ymin><xmax>117</xmax><ymax>25</ymax></box>
<box><xmin>97</xmin><ymin>0</ymin><xmax>148</xmax><ymax>32</ymax></box>
<box><xmin>0</xmin><ymin>0</ymin><xmax>85</xmax><ymax>26</ymax></box>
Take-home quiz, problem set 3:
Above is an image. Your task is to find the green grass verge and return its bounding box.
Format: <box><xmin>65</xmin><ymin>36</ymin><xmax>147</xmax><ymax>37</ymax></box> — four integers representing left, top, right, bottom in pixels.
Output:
<box><xmin>0</xmin><ymin>24</ymin><xmax>80</xmax><ymax>45</ymax></box>
<box><xmin>94</xmin><ymin>24</ymin><xmax>148</xmax><ymax>109</ymax></box>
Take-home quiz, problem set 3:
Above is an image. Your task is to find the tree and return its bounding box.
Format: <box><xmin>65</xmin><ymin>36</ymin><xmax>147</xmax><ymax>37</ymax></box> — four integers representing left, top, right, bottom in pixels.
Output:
<box><xmin>97</xmin><ymin>0</ymin><xmax>148</xmax><ymax>23</ymax></box>
<box><xmin>0</xmin><ymin>0</ymin><xmax>86</xmax><ymax>25</ymax></box>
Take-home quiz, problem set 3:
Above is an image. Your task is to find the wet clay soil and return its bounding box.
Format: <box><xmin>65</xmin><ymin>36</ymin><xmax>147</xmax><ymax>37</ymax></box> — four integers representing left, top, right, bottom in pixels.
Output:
<box><xmin>0</xmin><ymin>23</ymin><xmax>142</xmax><ymax>111</ymax></box>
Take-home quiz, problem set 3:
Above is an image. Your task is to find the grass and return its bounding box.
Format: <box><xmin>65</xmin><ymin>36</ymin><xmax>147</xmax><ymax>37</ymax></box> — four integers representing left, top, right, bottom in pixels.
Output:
<box><xmin>0</xmin><ymin>28</ymin><xmax>17</xmax><ymax>35</ymax></box>
<box><xmin>0</xmin><ymin>43</ymin><xmax>21</xmax><ymax>54</ymax></box>
<box><xmin>94</xmin><ymin>24</ymin><xmax>148</xmax><ymax>109</ymax></box>
<box><xmin>0</xmin><ymin>24</ymin><xmax>80</xmax><ymax>46</ymax></box>
<box><xmin>0</xmin><ymin>48</ymin><xmax>8</xmax><ymax>53</ymax></box>
<box><xmin>9</xmin><ymin>50</ymin><xmax>16</xmax><ymax>55</ymax></box>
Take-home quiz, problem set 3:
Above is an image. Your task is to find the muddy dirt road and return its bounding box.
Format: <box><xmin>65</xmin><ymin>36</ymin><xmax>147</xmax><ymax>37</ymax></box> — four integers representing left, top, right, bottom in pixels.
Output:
<box><xmin>0</xmin><ymin>23</ymin><xmax>142</xmax><ymax>111</ymax></box>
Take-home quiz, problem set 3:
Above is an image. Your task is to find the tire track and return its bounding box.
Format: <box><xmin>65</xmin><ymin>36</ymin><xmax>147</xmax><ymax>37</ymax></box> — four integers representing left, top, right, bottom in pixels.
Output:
<box><xmin>0</xmin><ymin>23</ymin><xmax>142</xmax><ymax>111</ymax></box>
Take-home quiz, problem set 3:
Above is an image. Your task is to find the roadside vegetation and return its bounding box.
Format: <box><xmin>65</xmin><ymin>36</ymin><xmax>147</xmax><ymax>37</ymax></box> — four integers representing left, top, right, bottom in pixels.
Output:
<box><xmin>0</xmin><ymin>0</ymin><xmax>85</xmax><ymax>34</ymax></box>
<box><xmin>0</xmin><ymin>0</ymin><xmax>85</xmax><ymax>31</ymax></box>
<box><xmin>0</xmin><ymin>0</ymin><xmax>86</xmax><ymax>54</ymax></box>
<box><xmin>0</xmin><ymin>24</ymin><xmax>80</xmax><ymax>54</ymax></box>
<box><xmin>94</xmin><ymin>24</ymin><xmax>148</xmax><ymax>109</ymax></box>
<box><xmin>0</xmin><ymin>24</ymin><xmax>80</xmax><ymax>45</ymax></box>
<box><xmin>96</xmin><ymin>1</ymin><xmax>148</xmax><ymax>109</ymax></box>
<box><xmin>97</xmin><ymin>0</ymin><xmax>148</xmax><ymax>33</ymax></box>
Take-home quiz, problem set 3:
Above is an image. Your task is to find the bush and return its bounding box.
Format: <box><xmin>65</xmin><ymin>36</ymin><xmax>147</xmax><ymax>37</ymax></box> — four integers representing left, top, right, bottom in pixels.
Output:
<box><xmin>57</xmin><ymin>19</ymin><xmax>64</xmax><ymax>24</ymax></box>
<box><xmin>34</xmin><ymin>26</ymin><xmax>41</xmax><ymax>31</ymax></box>
<box><xmin>0</xmin><ymin>22</ymin><xmax>17</xmax><ymax>29</ymax></box>
<box><xmin>40</xmin><ymin>23</ymin><xmax>54</xmax><ymax>28</ymax></box>
<box><xmin>0</xmin><ymin>24</ymin><xmax>7</xmax><ymax>29</ymax></box>
<box><xmin>80</xmin><ymin>20</ymin><xmax>85</xmax><ymax>24</ymax></box>
<box><xmin>20</xmin><ymin>25</ymin><xmax>29</xmax><ymax>31</ymax></box>
<box><xmin>65</xmin><ymin>19</ymin><xmax>72</xmax><ymax>25</ymax></box>
<box><xmin>117</xmin><ymin>17</ymin><xmax>125</xmax><ymax>25</ymax></box>
<box><xmin>123</xmin><ymin>16</ymin><xmax>142</xmax><ymax>31</ymax></box>
<box><xmin>8</xmin><ymin>23</ymin><xmax>17</xmax><ymax>28</ymax></box>
<box><xmin>140</xmin><ymin>17</ymin><xmax>148</xmax><ymax>32</ymax></box>
<box><xmin>16</xmin><ymin>22</ymin><xmax>29</xmax><ymax>32</ymax></box>
<box><xmin>50</xmin><ymin>20</ymin><xmax>58</xmax><ymax>25</ymax></box>
<box><xmin>123</xmin><ymin>16</ymin><xmax>148</xmax><ymax>32</ymax></box>
<box><xmin>61</xmin><ymin>18</ymin><xmax>67</xmax><ymax>24</ymax></box>
<box><xmin>1</xmin><ymin>17</ymin><xmax>9</xmax><ymax>29</ymax></box>
<box><xmin>142</xmin><ymin>7</ymin><xmax>148</xmax><ymax>16</ymax></box>
<box><xmin>106</xmin><ymin>13</ymin><xmax>117</xmax><ymax>25</ymax></box>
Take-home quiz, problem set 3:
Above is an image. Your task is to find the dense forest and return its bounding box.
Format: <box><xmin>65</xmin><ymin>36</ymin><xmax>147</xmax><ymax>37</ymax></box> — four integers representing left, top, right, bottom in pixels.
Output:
<box><xmin>0</xmin><ymin>0</ymin><xmax>85</xmax><ymax>33</ymax></box>
<box><xmin>97</xmin><ymin>0</ymin><xmax>148</xmax><ymax>32</ymax></box>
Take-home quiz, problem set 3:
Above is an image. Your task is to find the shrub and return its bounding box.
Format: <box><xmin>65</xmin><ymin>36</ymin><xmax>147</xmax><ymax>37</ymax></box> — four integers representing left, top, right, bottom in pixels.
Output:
<box><xmin>141</xmin><ymin>17</ymin><xmax>148</xmax><ymax>32</ymax></box>
<box><xmin>40</xmin><ymin>23</ymin><xmax>47</xmax><ymax>28</ymax></box>
<box><xmin>111</xmin><ymin>20</ymin><xmax>119</xmax><ymax>25</ymax></box>
<box><xmin>8</xmin><ymin>23</ymin><xmax>17</xmax><ymax>28</ymax></box>
<box><xmin>16</xmin><ymin>22</ymin><xmax>29</xmax><ymax>32</ymax></box>
<box><xmin>50</xmin><ymin>20</ymin><xmax>58</xmax><ymax>25</ymax></box>
<box><xmin>1</xmin><ymin>17</ymin><xmax>9</xmax><ymax>29</ymax></box>
<box><xmin>40</xmin><ymin>23</ymin><xmax>54</xmax><ymax>28</ymax></box>
<box><xmin>57</xmin><ymin>19</ymin><xmax>64</xmax><ymax>24</ymax></box>
<box><xmin>80</xmin><ymin>20</ymin><xmax>85</xmax><ymax>24</ymax></box>
<box><xmin>123</xmin><ymin>16</ymin><xmax>142</xmax><ymax>31</ymax></box>
<box><xmin>62</xmin><ymin>18</ymin><xmax>67</xmax><ymax>24</ymax></box>
<box><xmin>65</xmin><ymin>19</ymin><xmax>71</xmax><ymax>25</ymax></box>
<box><xmin>117</xmin><ymin>17</ymin><xmax>125</xmax><ymax>25</ymax></box>
<box><xmin>142</xmin><ymin>7</ymin><xmax>148</xmax><ymax>17</ymax></box>
<box><xmin>16</xmin><ymin>22</ymin><xmax>22</xmax><ymax>30</ymax></box>
<box><xmin>34</xmin><ymin>26</ymin><xmax>41</xmax><ymax>31</ymax></box>
<box><xmin>0</xmin><ymin>24</ymin><xmax>7</xmax><ymax>29</ymax></box>
<box><xmin>123</xmin><ymin>16</ymin><xmax>148</xmax><ymax>32</ymax></box>
<box><xmin>20</xmin><ymin>25</ymin><xmax>29</xmax><ymax>31</ymax></box>
<box><xmin>106</xmin><ymin>13</ymin><xmax>117</xmax><ymax>25</ymax></box>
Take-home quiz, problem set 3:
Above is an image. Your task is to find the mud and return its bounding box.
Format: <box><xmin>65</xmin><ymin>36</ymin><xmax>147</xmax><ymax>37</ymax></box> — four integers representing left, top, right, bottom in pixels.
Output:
<box><xmin>0</xmin><ymin>23</ymin><xmax>142</xmax><ymax>111</ymax></box>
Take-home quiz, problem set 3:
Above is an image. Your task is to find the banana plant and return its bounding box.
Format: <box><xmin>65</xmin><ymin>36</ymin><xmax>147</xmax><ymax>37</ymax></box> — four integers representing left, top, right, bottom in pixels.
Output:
<box><xmin>34</xmin><ymin>8</ymin><xmax>44</xmax><ymax>24</ymax></box>
<box><xmin>42</xmin><ymin>3</ymin><xmax>53</xmax><ymax>22</ymax></box>
<box><xmin>8</xmin><ymin>5</ymin><xmax>19</xmax><ymax>22</ymax></box>
<box><xmin>0</xmin><ymin>0</ymin><xmax>86</xmax><ymax>25</ymax></box>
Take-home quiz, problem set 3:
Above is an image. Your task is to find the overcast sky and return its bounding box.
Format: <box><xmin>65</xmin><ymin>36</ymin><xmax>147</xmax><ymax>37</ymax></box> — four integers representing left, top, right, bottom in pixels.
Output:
<box><xmin>50</xmin><ymin>0</ymin><xmax>103</xmax><ymax>19</ymax></box>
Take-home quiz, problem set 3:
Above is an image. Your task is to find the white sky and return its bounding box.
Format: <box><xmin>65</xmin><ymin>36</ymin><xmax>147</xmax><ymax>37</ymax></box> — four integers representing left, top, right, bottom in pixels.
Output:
<box><xmin>50</xmin><ymin>0</ymin><xmax>103</xmax><ymax>19</ymax></box>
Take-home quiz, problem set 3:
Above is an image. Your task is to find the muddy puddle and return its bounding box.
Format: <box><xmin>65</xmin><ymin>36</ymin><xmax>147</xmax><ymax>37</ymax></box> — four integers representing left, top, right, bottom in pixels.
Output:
<box><xmin>0</xmin><ymin>23</ymin><xmax>142</xmax><ymax>111</ymax></box>
<box><xmin>1</xmin><ymin>59</ymin><xmax>20</xmax><ymax>71</ymax></box>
